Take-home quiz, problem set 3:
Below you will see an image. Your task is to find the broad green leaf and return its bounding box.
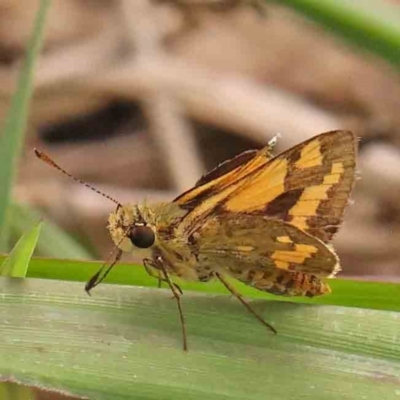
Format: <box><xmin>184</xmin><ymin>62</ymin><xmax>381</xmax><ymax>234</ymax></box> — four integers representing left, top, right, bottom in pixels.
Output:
<box><xmin>0</xmin><ymin>223</ymin><xmax>42</xmax><ymax>278</ymax></box>
<box><xmin>0</xmin><ymin>255</ymin><xmax>398</xmax><ymax>312</ymax></box>
<box><xmin>0</xmin><ymin>0</ymin><xmax>51</xmax><ymax>249</ymax></box>
<box><xmin>0</xmin><ymin>278</ymin><xmax>399</xmax><ymax>400</ymax></box>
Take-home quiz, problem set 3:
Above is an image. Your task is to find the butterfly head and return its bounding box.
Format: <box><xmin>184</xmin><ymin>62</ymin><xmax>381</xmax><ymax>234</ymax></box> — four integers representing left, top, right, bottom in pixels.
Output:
<box><xmin>108</xmin><ymin>203</ymin><xmax>157</xmax><ymax>252</ymax></box>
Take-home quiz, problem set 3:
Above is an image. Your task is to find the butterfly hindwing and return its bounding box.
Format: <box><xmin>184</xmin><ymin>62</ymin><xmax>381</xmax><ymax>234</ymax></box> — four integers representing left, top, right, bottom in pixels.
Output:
<box><xmin>194</xmin><ymin>213</ymin><xmax>339</xmax><ymax>278</ymax></box>
<box><xmin>241</xmin><ymin>269</ymin><xmax>331</xmax><ymax>297</ymax></box>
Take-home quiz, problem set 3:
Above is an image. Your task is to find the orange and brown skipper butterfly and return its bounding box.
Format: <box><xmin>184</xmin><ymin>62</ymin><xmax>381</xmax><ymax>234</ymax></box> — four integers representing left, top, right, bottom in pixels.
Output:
<box><xmin>35</xmin><ymin>130</ymin><xmax>357</xmax><ymax>350</ymax></box>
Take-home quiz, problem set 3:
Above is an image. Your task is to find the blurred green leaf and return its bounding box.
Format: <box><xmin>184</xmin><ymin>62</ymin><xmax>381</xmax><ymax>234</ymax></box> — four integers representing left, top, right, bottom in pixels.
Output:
<box><xmin>277</xmin><ymin>0</ymin><xmax>400</xmax><ymax>66</ymax></box>
<box><xmin>0</xmin><ymin>222</ymin><xmax>42</xmax><ymax>278</ymax></box>
<box><xmin>0</xmin><ymin>278</ymin><xmax>399</xmax><ymax>400</ymax></box>
<box><xmin>9</xmin><ymin>203</ymin><xmax>93</xmax><ymax>260</ymax></box>
<box><xmin>0</xmin><ymin>0</ymin><xmax>51</xmax><ymax>249</ymax></box>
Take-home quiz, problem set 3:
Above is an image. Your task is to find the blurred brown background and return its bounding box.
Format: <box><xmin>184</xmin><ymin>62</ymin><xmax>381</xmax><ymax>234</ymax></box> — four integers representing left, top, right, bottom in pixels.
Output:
<box><xmin>2</xmin><ymin>0</ymin><xmax>400</xmax><ymax>281</ymax></box>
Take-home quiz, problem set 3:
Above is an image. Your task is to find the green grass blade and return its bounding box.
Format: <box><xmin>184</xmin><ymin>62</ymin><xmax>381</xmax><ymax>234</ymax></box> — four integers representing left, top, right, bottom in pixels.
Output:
<box><xmin>277</xmin><ymin>0</ymin><xmax>400</xmax><ymax>66</ymax></box>
<box><xmin>8</xmin><ymin>203</ymin><xmax>93</xmax><ymax>260</ymax></box>
<box><xmin>0</xmin><ymin>0</ymin><xmax>51</xmax><ymax>250</ymax></box>
<box><xmin>0</xmin><ymin>278</ymin><xmax>399</xmax><ymax>400</ymax></box>
<box><xmin>0</xmin><ymin>223</ymin><xmax>42</xmax><ymax>278</ymax></box>
<box><xmin>0</xmin><ymin>255</ymin><xmax>397</xmax><ymax>312</ymax></box>
<box><xmin>0</xmin><ymin>383</ymin><xmax>35</xmax><ymax>400</ymax></box>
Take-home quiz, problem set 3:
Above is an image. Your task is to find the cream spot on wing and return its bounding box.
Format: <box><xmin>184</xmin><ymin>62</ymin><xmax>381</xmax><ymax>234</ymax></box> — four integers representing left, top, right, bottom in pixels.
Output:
<box><xmin>272</xmin><ymin>244</ymin><xmax>318</xmax><ymax>268</ymax></box>
<box><xmin>272</xmin><ymin>250</ymin><xmax>306</xmax><ymax>264</ymax></box>
<box><xmin>274</xmin><ymin>260</ymin><xmax>290</xmax><ymax>269</ymax></box>
<box><xmin>331</xmin><ymin>162</ymin><xmax>344</xmax><ymax>174</ymax></box>
<box><xmin>290</xmin><ymin>216</ymin><xmax>308</xmax><ymax>231</ymax></box>
<box><xmin>298</xmin><ymin>185</ymin><xmax>330</xmax><ymax>201</ymax></box>
<box><xmin>295</xmin><ymin>244</ymin><xmax>318</xmax><ymax>253</ymax></box>
<box><xmin>289</xmin><ymin>185</ymin><xmax>331</xmax><ymax>217</ymax></box>
<box><xmin>295</xmin><ymin>141</ymin><xmax>322</xmax><ymax>169</ymax></box>
<box><xmin>236</xmin><ymin>245</ymin><xmax>254</xmax><ymax>252</ymax></box>
<box><xmin>323</xmin><ymin>174</ymin><xmax>340</xmax><ymax>184</ymax></box>
<box><xmin>289</xmin><ymin>199</ymin><xmax>320</xmax><ymax>217</ymax></box>
<box><xmin>323</xmin><ymin>162</ymin><xmax>344</xmax><ymax>184</ymax></box>
<box><xmin>277</xmin><ymin>236</ymin><xmax>292</xmax><ymax>244</ymax></box>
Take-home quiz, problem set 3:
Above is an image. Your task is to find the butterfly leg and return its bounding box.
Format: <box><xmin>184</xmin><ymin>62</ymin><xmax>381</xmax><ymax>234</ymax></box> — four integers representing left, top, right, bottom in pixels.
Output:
<box><xmin>85</xmin><ymin>249</ymin><xmax>123</xmax><ymax>293</ymax></box>
<box><xmin>215</xmin><ymin>272</ymin><xmax>277</xmax><ymax>334</ymax></box>
<box><xmin>143</xmin><ymin>258</ymin><xmax>163</xmax><ymax>288</ymax></box>
<box><xmin>153</xmin><ymin>256</ymin><xmax>188</xmax><ymax>351</ymax></box>
<box><xmin>143</xmin><ymin>258</ymin><xmax>183</xmax><ymax>295</ymax></box>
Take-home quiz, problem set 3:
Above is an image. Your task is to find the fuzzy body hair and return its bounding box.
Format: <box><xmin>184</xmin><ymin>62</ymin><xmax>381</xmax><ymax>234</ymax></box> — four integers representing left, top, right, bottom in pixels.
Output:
<box><xmin>108</xmin><ymin>202</ymin><xmax>201</xmax><ymax>280</ymax></box>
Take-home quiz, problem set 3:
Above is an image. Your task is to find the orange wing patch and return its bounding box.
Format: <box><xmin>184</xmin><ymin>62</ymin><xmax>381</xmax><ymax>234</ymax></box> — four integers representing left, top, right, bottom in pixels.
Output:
<box><xmin>271</xmin><ymin>244</ymin><xmax>318</xmax><ymax>270</ymax></box>
<box><xmin>223</xmin><ymin>157</ymin><xmax>288</xmax><ymax>212</ymax></box>
<box><xmin>175</xmin><ymin>143</ymin><xmax>275</xmax><ymax>233</ymax></box>
<box><xmin>174</xmin><ymin>146</ymin><xmax>273</xmax><ymax>209</ymax></box>
<box><xmin>288</xmin><ymin>160</ymin><xmax>346</xmax><ymax>231</ymax></box>
<box><xmin>276</xmin><ymin>236</ymin><xmax>292</xmax><ymax>244</ymax></box>
<box><xmin>294</xmin><ymin>139</ymin><xmax>323</xmax><ymax>169</ymax></box>
<box><xmin>221</xmin><ymin>130</ymin><xmax>356</xmax><ymax>243</ymax></box>
<box><xmin>195</xmin><ymin>214</ymin><xmax>340</xmax><ymax>278</ymax></box>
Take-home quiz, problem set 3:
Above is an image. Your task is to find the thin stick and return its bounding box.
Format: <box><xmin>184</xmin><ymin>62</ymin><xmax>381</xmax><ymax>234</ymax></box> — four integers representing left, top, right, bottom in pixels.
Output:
<box><xmin>157</xmin><ymin>256</ymin><xmax>188</xmax><ymax>351</ymax></box>
<box><xmin>216</xmin><ymin>272</ymin><xmax>277</xmax><ymax>334</ymax></box>
<box><xmin>34</xmin><ymin>148</ymin><xmax>121</xmax><ymax>207</ymax></box>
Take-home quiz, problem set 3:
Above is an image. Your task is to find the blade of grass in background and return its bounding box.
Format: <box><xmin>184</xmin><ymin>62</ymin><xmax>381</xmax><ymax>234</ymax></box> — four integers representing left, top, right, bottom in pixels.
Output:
<box><xmin>0</xmin><ymin>222</ymin><xmax>42</xmax><ymax>400</ymax></box>
<box><xmin>0</xmin><ymin>222</ymin><xmax>42</xmax><ymax>277</ymax></box>
<box><xmin>0</xmin><ymin>0</ymin><xmax>51</xmax><ymax>250</ymax></box>
<box><xmin>0</xmin><ymin>279</ymin><xmax>399</xmax><ymax>400</ymax></box>
<box><xmin>8</xmin><ymin>203</ymin><xmax>93</xmax><ymax>260</ymax></box>
<box><xmin>276</xmin><ymin>0</ymin><xmax>400</xmax><ymax>66</ymax></box>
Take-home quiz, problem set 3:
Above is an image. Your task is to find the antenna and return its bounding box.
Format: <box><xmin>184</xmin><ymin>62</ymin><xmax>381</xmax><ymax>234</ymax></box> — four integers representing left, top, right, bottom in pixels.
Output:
<box><xmin>34</xmin><ymin>148</ymin><xmax>122</xmax><ymax>207</ymax></box>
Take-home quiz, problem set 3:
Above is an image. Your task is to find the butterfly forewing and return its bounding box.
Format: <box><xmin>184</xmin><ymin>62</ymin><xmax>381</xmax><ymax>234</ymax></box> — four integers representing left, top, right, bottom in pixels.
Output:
<box><xmin>222</xmin><ymin>130</ymin><xmax>356</xmax><ymax>242</ymax></box>
<box><xmin>174</xmin><ymin>145</ymin><xmax>273</xmax><ymax>210</ymax></box>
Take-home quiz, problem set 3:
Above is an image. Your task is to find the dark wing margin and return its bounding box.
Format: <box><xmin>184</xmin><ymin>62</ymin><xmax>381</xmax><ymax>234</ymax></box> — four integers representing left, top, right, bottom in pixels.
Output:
<box><xmin>194</xmin><ymin>150</ymin><xmax>258</xmax><ymax>187</ymax></box>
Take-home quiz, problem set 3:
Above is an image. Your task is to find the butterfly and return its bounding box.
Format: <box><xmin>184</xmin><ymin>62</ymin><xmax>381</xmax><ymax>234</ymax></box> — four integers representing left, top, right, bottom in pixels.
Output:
<box><xmin>35</xmin><ymin>129</ymin><xmax>357</xmax><ymax>351</ymax></box>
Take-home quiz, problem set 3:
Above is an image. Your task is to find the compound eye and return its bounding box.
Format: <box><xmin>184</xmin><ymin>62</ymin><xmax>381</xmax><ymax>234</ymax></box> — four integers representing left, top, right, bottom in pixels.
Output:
<box><xmin>129</xmin><ymin>225</ymin><xmax>155</xmax><ymax>249</ymax></box>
